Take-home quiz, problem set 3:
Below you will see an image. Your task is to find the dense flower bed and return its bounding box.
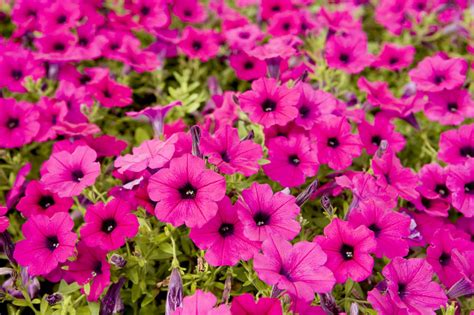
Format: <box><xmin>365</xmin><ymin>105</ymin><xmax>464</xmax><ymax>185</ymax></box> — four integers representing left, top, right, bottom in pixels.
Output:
<box><xmin>0</xmin><ymin>0</ymin><xmax>473</xmax><ymax>314</ymax></box>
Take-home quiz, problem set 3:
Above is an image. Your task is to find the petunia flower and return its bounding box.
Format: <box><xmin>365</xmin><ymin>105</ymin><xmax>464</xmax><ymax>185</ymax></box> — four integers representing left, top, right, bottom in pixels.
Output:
<box><xmin>438</xmin><ymin>123</ymin><xmax>474</xmax><ymax>165</ymax></box>
<box><xmin>268</xmin><ymin>11</ymin><xmax>301</xmax><ymax>37</ymax></box>
<box><xmin>13</xmin><ymin>213</ymin><xmax>77</xmax><ymax>276</ymax></box>
<box><xmin>253</xmin><ymin>236</ymin><xmax>335</xmax><ymax>302</ymax></box>
<box><xmin>417</xmin><ymin>163</ymin><xmax>451</xmax><ymax>203</ymax></box>
<box><xmin>449</xmin><ymin>249</ymin><xmax>474</xmax><ymax>298</ymax></box>
<box><xmin>178</xmin><ymin>26</ymin><xmax>220</xmax><ymax>62</ymax></box>
<box><xmin>172</xmin><ymin>0</ymin><xmax>208</xmax><ymax>23</ymax></box>
<box><xmin>200</xmin><ymin>126</ymin><xmax>263</xmax><ymax>176</ymax></box>
<box><xmin>236</xmin><ymin>182</ymin><xmax>300</xmax><ymax>242</ymax></box>
<box><xmin>56</xmin><ymin>81</ymin><xmax>93</xmax><ymax>124</ymax></box>
<box><xmin>357</xmin><ymin>77</ymin><xmax>397</xmax><ymax>108</ymax></box>
<box><xmin>0</xmin><ymin>205</ymin><xmax>9</xmax><ymax>233</ymax></box>
<box><xmin>224</xmin><ymin>24</ymin><xmax>264</xmax><ymax>50</ymax></box>
<box><xmin>173</xmin><ymin>290</ymin><xmax>230</xmax><ymax>315</ymax></box>
<box><xmin>424</xmin><ymin>89</ymin><xmax>474</xmax><ymax>126</ymax></box>
<box><xmin>311</xmin><ymin>115</ymin><xmax>362</xmax><ymax>171</ymax></box>
<box><xmin>358</xmin><ymin>115</ymin><xmax>406</xmax><ymax>155</ymax></box>
<box><xmin>260</xmin><ymin>0</ymin><xmax>293</xmax><ymax>20</ymax></box>
<box><xmin>5</xmin><ymin>163</ymin><xmax>31</xmax><ymax>210</ymax></box>
<box><xmin>114</xmin><ymin>138</ymin><xmax>176</xmax><ymax>174</ymax></box>
<box><xmin>80</xmin><ymin>198</ymin><xmax>139</xmax><ymax>251</ymax></box>
<box><xmin>409</xmin><ymin>55</ymin><xmax>466</xmax><ymax>92</ymax></box>
<box><xmin>67</xmin><ymin>242</ymin><xmax>111</xmax><ymax>302</ymax></box>
<box><xmin>315</xmin><ymin>218</ymin><xmax>376</xmax><ymax>283</ymax></box>
<box><xmin>229</xmin><ymin>52</ymin><xmax>267</xmax><ymax>81</ymax></box>
<box><xmin>230</xmin><ymin>293</ymin><xmax>282</xmax><ymax>315</ymax></box>
<box><xmin>189</xmin><ymin>196</ymin><xmax>259</xmax><ymax>266</ymax></box>
<box><xmin>89</xmin><ymin>75</ymin><xmax>133</xmax><ymax>108</ymax></box>
<box><xmin>17</xmin><ymin>180</ymin><xmax>73</xmax><ymax>218</ymax></box>
<box><xmin>41</xmin><ymin>146</ymin><xmax>101</xmax><ymax>198</ymax></box>
<box><xmin>380</xmin><ymin>257</ymin><xmax>448</xmax><ymax>314</ymax></box>
<box><xmin>0</xmin><ymin>50</ymin><xmax>44</xmax><ymax>93</ymax></box>
<box><xmin>238</xmin><ymin>77</ymin><xmax>299</xmax><ymax>128</ymax></box>
<box><xmin>125</xmin><ymin>0</ymin><xmax>170</xmax><ymax>31</ymax></box>
<box><xmin>148</xmin><ymin>154</ymin><xmax>226</xmax><ymax>228</ymax></box>
<box><xmin>294</xmin><ymin>83</ymin><xmax>337</xmax><ymax>130</ymax></box>
<box><xmin>126</xmin><ymin>101</ymin><xmax>181</xmax><ymax>137</ymax></box>
<box><xmin>348</xmin><ymin>202</ymin><xmax>411</xmax><ymax>258</ymax></box>
<box><xmin>446</xmin><ymin>159</ymin><xmax>474</xmax><ymax>217</ymax></box>
<box><xmin>0</xmin><ymin>98</ymin><xmax>39</xmax><ymax>149</ymax></box>
<box><xmin>34</xmin><ymin>31</ymin><xmax>77</xmax><ymax>61</ymax></box>
<box><xmin>37</xmin><ymin>1</ymin><xmax>80</xmax><ymax>32</ymax></box>
<box><xmin>263</xmin><ymin>134</ymin><xmax>318</xmax><ymax>187</ymax></box>
<box><xmin>372</xmin><ymin>43</ymin><xmax>415</xmax><ymax>71</ymax></box>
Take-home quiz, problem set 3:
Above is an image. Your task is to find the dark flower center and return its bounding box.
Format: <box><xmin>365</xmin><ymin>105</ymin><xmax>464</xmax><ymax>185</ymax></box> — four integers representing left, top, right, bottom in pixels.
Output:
<box><xmin>282</xmin><ymin>23</ymin><xmax>291</xmax><ymax>31</ymax></box>
<box><xmin>53</xmin><ymin>42</ymin><xmax>65</xmax><ymax>51</ymax></box>
<box><xmin>389</xmin><ymin>57</ymin><xmax>398</xmax><ymax>65</ymax></box>
<box><xmin>279</xmin><ymin>267</ymin><xmax>292</xmax><ymax>280</ymax></box>
<box><xmin>110</xmin><ymin>43</ymin><xmax>120</xmax><ymax>50</ymax></box>
<box><xmin>192</xmin><ymin>41</ymin><xmax>202</xmax><ymax>51</ymax></box>
<box><xmin>327</xmin><ymin>137</ymin><xmax>339</xmax><ymax>148</ymax></box>
<box><xmin>464</xmin><ymin>182</ymin><xmax>474</xmax><ymax>194</ymax></box>
<box><xmin>439</xmin><ymin>252</ymin><xmax>450</xmax><ymax>266</ymax></box>
<box><xmin>101</xmin><ymin>218</ymin><xmax>117</xmax><ymax>233</ymax></box>
<box><xmin>93</xmin><ymin>262</ymin><xmax>103</xmax><ymax>275</ymax></box>
<box><xmin>183</xmin><ymin>9</ymin><xmax>192</xmax><ymax>17</ymax></box>
<box><xmin>299</xmin><ymin>106</ymin><xmax>310</xmax><ymax>118</ymax></box>
<box><xmin>288</xmin><ymin>154</ymin><xmax>300</xmax><ymax>166</ymax></box>
<box><xmin>459</xmin><ymin>146</ymin><xmax>474</xmax><ymax>158</ymax></box>
<box><xmin>261</xmin><ymin>99</ymin><xmax>277</xmax><ymax>112</ymax></box>
<box><xmin>340</xmin><ymin>244</ymin><xmax>354</xmax><ymax>260</ymax></box>
<box><xmin>397</xmin><ymin>283</ymin><xmax>407</xmax><ymax>298</ymax></box>
<box><xmin>434</xmin><ymin>75</ymin><xmax>445</xmax><ymax>84</ymax></box>
<box><xmin>79</xmin><ymin>74</ymin><xmax>91</xmax><ymax>85</ymax></box>
<box><xmin>339</xmin><ymin>53</ymin><xmax>350</xmax><ymax>64</ymax></box>
<box><xmin>368</xmin><ymin>224</ymin><xmax>381</xmax><ymax>237</ymax></box>
<box><xmin>140</xmin><ymin>6</ymin><xmax>150</xmax><ymax>15</ymax></box>
<box><xmin>243</xmin><ymin>61</ymin><xmax>254</xmax><ymax>70</ymax></box>
<box><xmin>371</xmin><ymin>135</ymin><xmax>382</xmax><ymax>146</ymax></box>
<box><xmin>179</xmin><ymin>183</ymin><xmax>197</xmax><ymax>199</ymax></box>
<box><xmin>57</xmin><ymin>15</ymin><xmax>67</xmax><ymax>24</ymax></box>
<box><xmin>39</xmin><ymin>195</ymin><xmax>55</xmax><ymax>209</ymax></box>
<box><xmin>271</xmin><ymin>5</ymin><xmax>281</xmax><ymax>11</ymax></box>
<box><xmin>218</xmin><ymin>223</ymin><xmax>234</xmax><ymax>237</ymax></box>
<box><xmin>11</xmin><ymin>69</ymin><xmax>23</xmax><ymax>80</ymax></box>
<box><xmin>421</xmin><ymin>197</ymin><xmax>431</xmax><ymax>209</ymax></box>
<box><xmin>447</xmin><ymin>102</ymin><xmax>458</xmax><ymax>112</ymax></box>
<box><xmin>6</xmin><ymin>118</ymin><xmax>19</xmax><ymax>129</ymax></box>
<box><xmin>103</xmin><ymin>90</ymin><xmax>111</xmax><ymax>98</ymax></box>
<box><xmin>46</xmin><ymin>235</ymin><xmax>60</xmax><ymax>251</ymax></box>
<box><xmin>71</xmin><ymin>169</ymin><xmax>84</xmax><ymax>182</ymax></box>
<box><xmin>220</xmin><ymin>151</ymin><xmax>231</xmax><ymax>163</ymax></box>
<box><xmin>239</xmin><ymin>31</ymin><xmax>250</xmax><ymax>39</ymax></box>
<box><xmin>78</xmin><ymin>37</ymin><xmax>89</xmax><ymax>46</ymax></box>
<box><xmin>253</xmin><ymin>211</ymin><xmax>270</xmax><ymax>226</ymax></box>
<box><xmin>435</xmin><ymin>184</ymin><xmax>449</xmax><ymax>198</ymax></box>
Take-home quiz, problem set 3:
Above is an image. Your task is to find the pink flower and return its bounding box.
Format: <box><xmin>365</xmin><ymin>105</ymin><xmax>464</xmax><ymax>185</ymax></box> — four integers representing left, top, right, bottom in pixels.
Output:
<box><xmin>172</xmin><ymin>0</ymin><xmax>208</xmax><ymax>23</ymax></box>
<box><xmin>357</xmin><ymin>77</ymin><xmax>397</xmax><ymax>108</ymax></box>
<box><xmin>189</xmin><ymin>196</ymin><xmax>259</xmax><ymax>266</ymax></box>
<box><xmin>89</xmin><ymin>75</ymin><xmax>133</xmax><ymax>108</ymax></box>
<box><xmin>294</xmin><ymin>83</ymin><xmax>337</xmax><ymax>130</ymax></box>
<box><xmin>173</xmin><ymin>290</ymin><xmax>230</xmax><ymax>315</ymax></box>
<box><xmin>148</xmin><ymin>154</ymin><xmax>226</xmax><ymax>228</ymax></box>
<box><xmin>114</xmin><ymin>138</ymin><xmax>176</xmax><ymax>174</ymax></box>
<box><xmin>446</xmin><ymin>159</ymin><xmax>474</xmax><ymax>217</ymax></box>
<box><xmin>224</xmin><ymin>24</ymin><xmax>263</xmax><ymax>50</ymax></box>
<box><xmin>312</xmin><ymin>115</ymin><xmax>362</xmax><ymax>170</ymax></box>
<box><xmin>238</xmin><ymin>77</ymin><xmax>299</xmax><ymax>128</ymax></box>
<box><xmin>260</xmin><ymin>0</ymin><xmax>293</xmax><ymax>20</ymax></box>
<box><xmin>409</xmin><ymin>55</ymin><xmax>466</xmax><ymax>92</ymax></box>
<box><xmin>229</xmin><ymin>52</ymin><xmax>267</xmax><ymax>81</ymax></box>
<box><xmin>230</xmin><ymin>294</ymin><xmax>282</xmax><ymax>315</ymax></box>
<box><xmin>325</xmin><ymin>31</ymin><xmax>374</xmax><ymax>74</ymax></box>
<box><xmin>67</xmin><ymin>242</ymin><xmax>111</xmax><ymax>302</ymax></box>
<box><xmin>417</xmin><ymin>163</ymin><xmax>451</xmax><ymax>202</ymax></box>
<box><xmin>358</xmin><ymin>116</ymin><xmax>406</xmax><ymax>155</ymax></box>
<box><xmin>424</xmin><ymin>89</ymin><xmax>474</xmax><ymax>125</ymax></box>
<box><xmin>0</xmin><ymin>206</ymin><xmax>9</xmax><ymax>233</ymax></box>
<box><xmin>126</xmin><ymin>101</ymin><xmax>181</xmax><ymax>137</ymax></box>
<box><xmin>80</xmin><ymin>198</ymin><xmax>139</xmax><ymax>251</ymax></box>
<box><xmin>38</xmin><ymin>1</ymin><xmax>80</xmax><ymax>32</ymax></box>
<box><xmin>348</xmin><ymin>202</ymin><xmax>411</xmax><ymax>258</ymax></box>
<box><xmin>0</xmin><ymin>98</ymin><xmax>39</xmax><ymax>149</ymax></box>
<box><xmin>268</xmin><ymin>11</ymin><xmax>301</xmax><ymax>36</ymax></box>
<box><xmin>17</xmin><ymin>180</ymin><xmax>73</xmax><ymax>218</ymax></box>
<box><xmin>380</xmin><ymin>257</ymin><xmax>448</xmax><ymax>314</ymax></box>
<box><xmin>34</xmin><ymin>31</ymin><xmax>77</xmax><ymax>61</ymax></box>
<box><xmin>0</xmin><ymin>50</ymin><xmax>44</xmax><ymax>93</ymax></box>
<box><xmin>438</xmin><ymin>123</ymin><xmax>474</xmax><ymax>165</ymax></box>
<box><xmin>263</xmin><ymin>135</ymin><xmax>318</xmax><ymax>187</ymax></box>
<box><xmin>372</xmin><ymin>43</ymin><xmax>415</xmax><ymax>70</ymax></box>
<box><xmin>236</xmin><ymin>182</ymin><xmax>300</xmax><ymax>242</ymax></box>
<box><xmin>200</xmin><ymin>126</ymin><xmax>262</xmax><ymax>176</ymax></box>
<box><xmin>125</xmin><ymin>0</ymin><xmax>170</xmax><ymax>31</ymax></box>
<box><xmin>254</xmin><ymin>236</ymin><xmax>335</xmax><ymax>301</ymax></box>
<box><xmin>41</xmin><ymin>146</ymin><xmax>101</xmax><ymax>198</ymax></box>
<box><xmin>178</xmin><ymin>27</ymin><xmax>220</xmax><ymax>62</ymax></box>
<box><xmin>315</xmin><ymin>218</ymin><xmax>376</xmax><ymax>283</ymax></box>
<box><xmin>13</xmin><ymin>213</ymin><xmax>77</xmax><ymax>276</ymax></box>
<box><xmin>34</xmin><ymin>97</ymin><xmax>68</xmax><ymax>142</ymax></box>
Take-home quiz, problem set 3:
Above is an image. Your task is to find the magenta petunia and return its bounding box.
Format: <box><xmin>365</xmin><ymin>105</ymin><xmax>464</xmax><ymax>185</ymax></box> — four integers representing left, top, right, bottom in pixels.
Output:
<box><xmin>424</xmin><ymin>89</ymin><xmax>474</xmax><ymax>126</ymax></box>
<box><xmin>315</xmin><ymin>218</ymin><xmax>376</xmax><ymax>283</ymax></box>
<box><xmin>0</xmin><ymin>98</ymin><xmax>39</xmax><ymax>149</ymax></box>
<box><xmin>294</xmin><ymin>83</ymin><xmax>337</xmax><ymax>130</ymax></box>
<box><xmin>0</xmin><ymin>205</ymin><xmax>9</xmax><ymax>233</ymax></box>
<box><xmin>358</xmin><ymin>115</ymin><xmax>406</xmax><ymax>155</ymax></box>
<box><xmin>148</xmin><ymin>154</ymin><xmax>226</xmax><ymax>228</ymax></box>
<box><xmin>263</xmin><ymin>134</ymin><xmax>318</xmax><ymax>187</ymax></box>
<box><xmin>438</xmin><ymin>123</ymin><xmax>474</xmax><ymax>165</ymax></box>
<box><xmin>173</xmin><ymin>290</ymin><xmax>230</xmax><ymax>315</ymax></box>
<box><xmin>348</xmin><ymin>202</ymin><xmax>411</xmax><ymax>259</ymax></box>
<box><xmin>199</xmin><ymin>126</ymin><xmax>263</xmax><ymax>176</ymax></box>
<box><xmin>41</xmin><ymin>146</ymin><xmax>101</xmax><ymax>198</ymax></box>
<box><xmin>126</xmin><ymin>101</ymin><xmax>181</xmax><ymax>137</ymax></box>
<box><xmin>172</xmin><ymin>0</ymin><xmax>208</xmax><ymax>24</ymax></box>
<box><xmin>178</xmin><ymin>27</ymin><xmax>220</xmax><ymax>62</ymax></box>
<box><xmin>238</xmin><ymin>77</ymin><xmax>299</xmax><ymax>128</ymax></box>
<box><xmin>229</xmin><ymin>52</ymin><xmax>267</xmax><ymax>81</ymax></box>
<box><xmin>67</xmin><ymin>242</ymin><xmax>111</xmax><ymax>302</ymax></box>
<box><xmin>89</xmin><ymin>75</ymin><xmax>133</xmax><ymax>108</ymax></box>
<box><xmin>372</xmin><ymin>43</ymin><xmax>415</xmax><ymax>70</ymax></box>
<box><xmin>0</xmin><ymin>50</ymin><xmax>44</xmax><ymax>93</ymax></box>
<box><xmin>16</xmin><ymin>180</ymin><xmax>73</xmax><ymax>218</ymax></box>
<box><xmin>409</xmin><ymin>55</ymin><xmax>466</xmax><ymax>92</ymax></box>
<box><xmin>34</xmin><ymin>97</ymin><xmax>68</xmax><ymax>142</ymax></box>
<box><xmin>312</xmin><ymin>115</ymin><xmax>362</xmax><ymax>170</ymax></box>
<box><xmin>417</xmin><ymin>163</ymin><xmax>451</xmax><ymax>203</ymax></box>
<box><xmin>446</xmin><ymin>159</ymin><xmax>474</xmax><ymax>217</ymax></box>
<box><xmin>189</xmin><ymin>196</ymin><xmax>259</xmax><ymax>266</ymax></box>
<box><xmin>230</xmin><ymin>293</ymin><xmax>282</xmax><ymax>315</ymax></box>
<box><xmin>225</xmin><ymin>24</ymin><xmax>264</xmax><ymax>50</ymax></box>
<box><xmin>13</xmin><ymin>212</ymin><xmax>77</xmax><ymax>276</ymax></box>
<box><xmin>80</xmin><ymin>198</ymin><xmax>139</xmax><ymax>251</ymax></box>
<box><xmin>253</xmin><ymin>236</ymin><xmax>335</xmax><ymax>302</ymax></box>
<box><xmin>236</xmin><ymin>182</ymin><xmax>300</xmax><ymax>242</ymax></box>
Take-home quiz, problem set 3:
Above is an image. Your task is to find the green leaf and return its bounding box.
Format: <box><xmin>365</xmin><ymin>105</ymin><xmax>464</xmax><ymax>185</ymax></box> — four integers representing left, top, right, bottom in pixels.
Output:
<box><xmin>58</xmin><ymin>280</ymin><xmax>81</xmax><ymax>295</ymax></box>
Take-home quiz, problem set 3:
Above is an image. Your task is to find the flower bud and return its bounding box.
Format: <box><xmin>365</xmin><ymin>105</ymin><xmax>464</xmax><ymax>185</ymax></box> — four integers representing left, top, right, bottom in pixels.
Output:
<box><xmin>165</xmin><ymin>268</ymin><xmax>183</xmax><ymax>315</ymax></box>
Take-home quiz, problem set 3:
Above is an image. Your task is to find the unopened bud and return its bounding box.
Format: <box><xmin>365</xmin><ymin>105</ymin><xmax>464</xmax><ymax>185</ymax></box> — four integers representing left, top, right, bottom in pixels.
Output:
<box><xmin>166</xmin><ymin>268</ymin><xmax>183</xmax><ymax>315</ymax></box>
